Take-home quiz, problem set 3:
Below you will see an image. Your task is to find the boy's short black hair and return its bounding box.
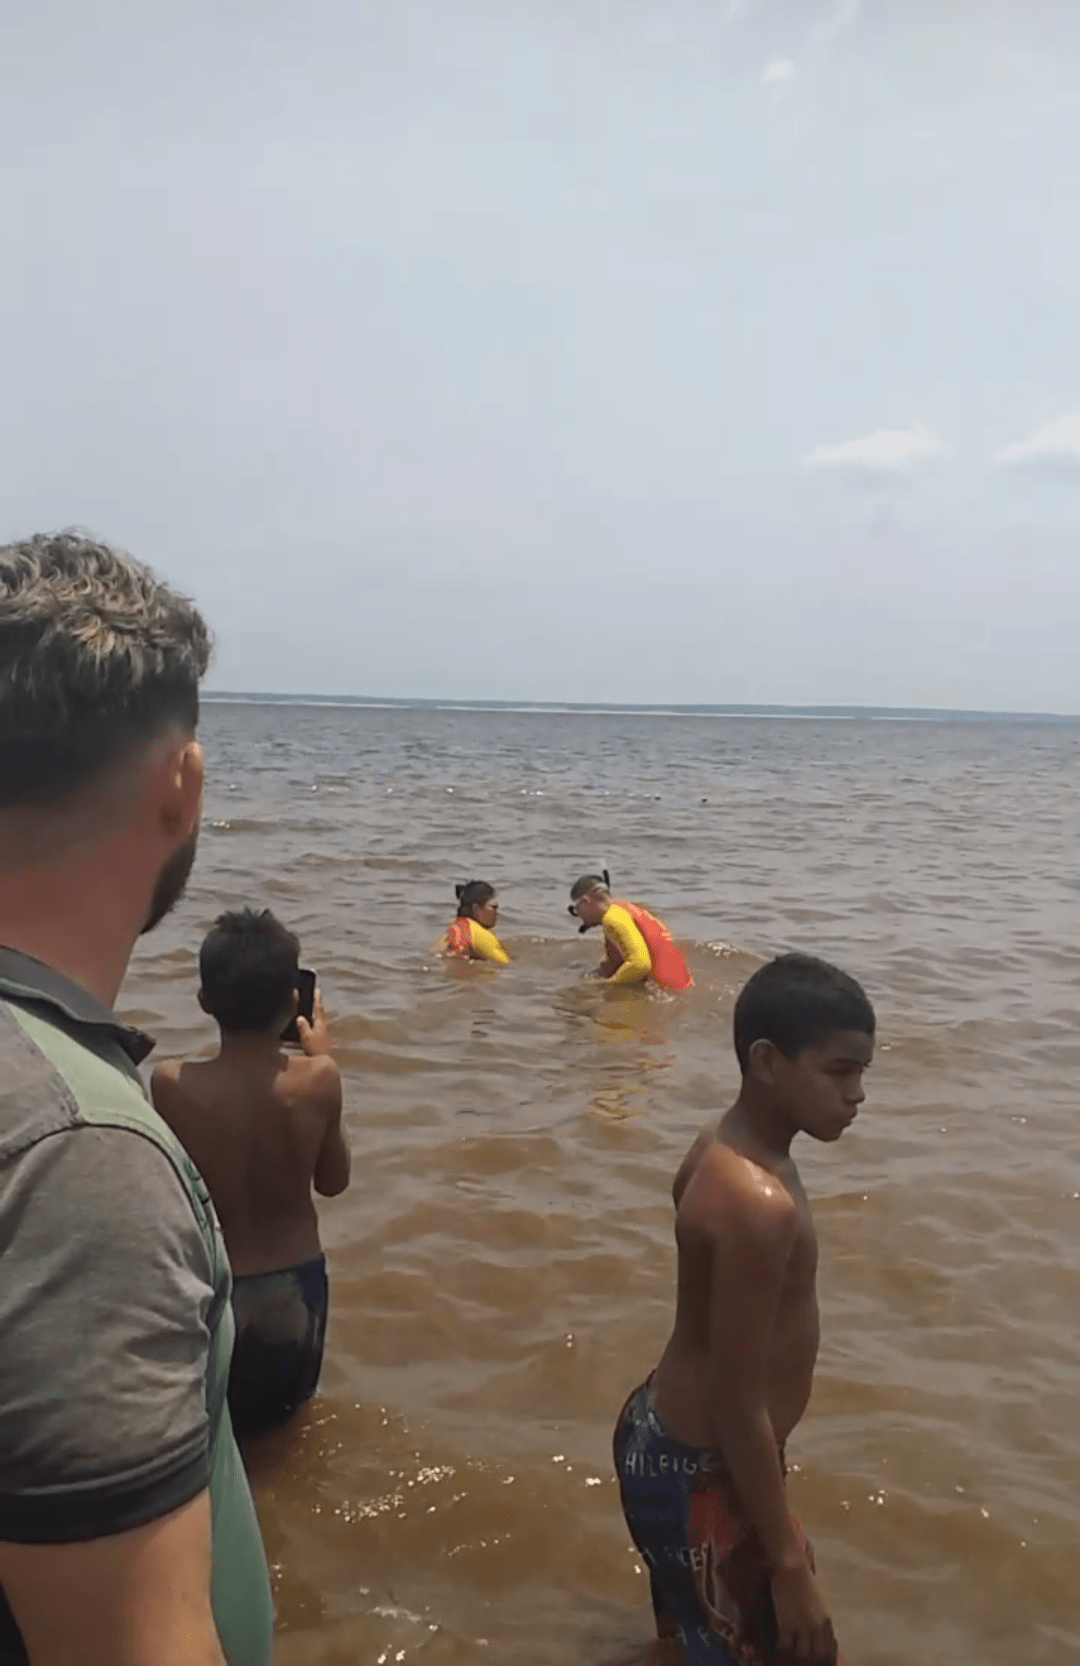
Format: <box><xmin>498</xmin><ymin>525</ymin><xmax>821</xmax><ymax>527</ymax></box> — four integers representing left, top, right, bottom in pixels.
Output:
<box><xmin>733</xmin><ymin>952</ymin><xmax>874</xmax><ymax>1074</ymax></box>
<box><xmin>199</xmin><ymin>908</ymin><xmax>300</xmax><ymax>1033</ymax></box>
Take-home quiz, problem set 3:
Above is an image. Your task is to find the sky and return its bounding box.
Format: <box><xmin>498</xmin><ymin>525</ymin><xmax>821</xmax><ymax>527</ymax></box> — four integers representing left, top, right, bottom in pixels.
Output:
<box><xmin>3</xmin><ymin>0</ymin><xmax>1080</xmax><ymax>710</ymax></box>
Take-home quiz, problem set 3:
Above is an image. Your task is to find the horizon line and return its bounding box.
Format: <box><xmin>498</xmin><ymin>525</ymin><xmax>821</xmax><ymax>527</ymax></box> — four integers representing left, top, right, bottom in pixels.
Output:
<box><xmin>201</xmin><ymin>691</ymin><xmax>1079</xmax><ymax>723</ymax></box>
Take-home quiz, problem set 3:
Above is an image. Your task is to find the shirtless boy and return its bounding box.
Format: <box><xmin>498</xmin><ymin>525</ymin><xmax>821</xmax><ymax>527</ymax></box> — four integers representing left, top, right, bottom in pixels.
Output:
<box><xmin>152</xmin><ymin>909</ymin><xmax>351</xmax><ymax>1439</ymax></box>
<box><xmin>614</xmin><ymin>953</ymin><xmax>874</xmax><ymax>1665</ymax></box>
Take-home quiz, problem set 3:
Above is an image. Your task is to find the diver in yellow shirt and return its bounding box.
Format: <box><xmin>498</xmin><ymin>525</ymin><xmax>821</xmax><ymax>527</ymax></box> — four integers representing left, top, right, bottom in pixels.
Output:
<box><xmin>441</xmin><ymin>881</ymin><xmax>511</xmax><ymax>964</ymax></box>
<box><xmin>568</xmin><ymin>872</ymin><xmax>694</xmax><ymax>990</ymax></box>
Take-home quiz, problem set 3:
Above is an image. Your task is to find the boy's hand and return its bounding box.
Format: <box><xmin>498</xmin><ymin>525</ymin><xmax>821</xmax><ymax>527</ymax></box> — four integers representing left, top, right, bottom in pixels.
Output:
<box><xmin>770</xmin><ymin>1560</ymin><xmax>838</xmax><ymax>1664</ymax></box>
<box><xmin>296</xmin><ymin>989</ymin><xmax>334</xmax><ymax>1057</ymax></box>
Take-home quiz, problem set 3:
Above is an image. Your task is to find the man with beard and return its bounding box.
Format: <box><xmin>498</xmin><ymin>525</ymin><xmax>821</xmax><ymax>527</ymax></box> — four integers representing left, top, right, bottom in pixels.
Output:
<box><xmin>0</xmin><ymin>533</ymin><xmax>272</xmax><ymax>1666</ymax></box>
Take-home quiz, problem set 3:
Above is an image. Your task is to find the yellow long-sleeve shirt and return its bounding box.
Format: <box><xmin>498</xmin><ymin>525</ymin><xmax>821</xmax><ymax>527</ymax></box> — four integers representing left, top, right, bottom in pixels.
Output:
<box><xmin>467</xmin><ymin>921</ymin><xmax>511</xmax><ymax>964</ymax></box>
<box><xmin>601</xmin><ymin>903</ymin><xmax>652</xmax><ymax>985</ymax></box>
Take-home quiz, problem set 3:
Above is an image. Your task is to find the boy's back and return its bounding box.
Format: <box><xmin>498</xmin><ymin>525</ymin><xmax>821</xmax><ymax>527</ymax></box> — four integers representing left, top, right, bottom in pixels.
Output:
<box><xmin>152</xmin><ymin>1041</ymin><xmax>345</xmax><ymax>1277</ymax></box>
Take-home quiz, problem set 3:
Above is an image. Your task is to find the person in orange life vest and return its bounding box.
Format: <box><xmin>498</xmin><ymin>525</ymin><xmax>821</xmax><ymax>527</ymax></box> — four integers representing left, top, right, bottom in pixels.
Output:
<box><xmin>441</xmin><ymin>880</ymin><xmax>511</xmax><ymax>964</ymax></box>
<box><xmin>568</xmin><ymin>872</ymin><xmax>693</xmax><ymax>990</ymax></box>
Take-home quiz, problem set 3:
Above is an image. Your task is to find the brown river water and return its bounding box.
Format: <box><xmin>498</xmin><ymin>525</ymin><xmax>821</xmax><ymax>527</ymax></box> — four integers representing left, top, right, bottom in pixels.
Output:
<box><xmin>122</xmin><ymin>701</ymin><xmax>1080</xmax><ymax>1666</ymax></box>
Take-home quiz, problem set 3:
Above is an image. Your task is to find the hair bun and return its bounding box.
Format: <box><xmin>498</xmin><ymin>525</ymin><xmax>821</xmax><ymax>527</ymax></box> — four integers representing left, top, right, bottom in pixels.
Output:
<box><xmin>454</xmin><ymin>883</ymin><xmax>466</xmax><ymax>901</ymax></box>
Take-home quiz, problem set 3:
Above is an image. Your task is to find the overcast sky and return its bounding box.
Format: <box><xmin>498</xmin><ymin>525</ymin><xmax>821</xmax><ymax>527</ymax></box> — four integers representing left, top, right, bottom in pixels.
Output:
<box><xmin>3</xmin><ymin>1</ymin><xmax>1080</xmax><ymax>710</ymax></box>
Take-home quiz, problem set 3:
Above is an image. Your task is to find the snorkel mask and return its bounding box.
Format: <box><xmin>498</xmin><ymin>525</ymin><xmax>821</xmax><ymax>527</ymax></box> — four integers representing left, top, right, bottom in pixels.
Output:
<box><xmin>568</xmin><ymin>868</ymin><xmax>610</xmax><ymax>934</ymax></box>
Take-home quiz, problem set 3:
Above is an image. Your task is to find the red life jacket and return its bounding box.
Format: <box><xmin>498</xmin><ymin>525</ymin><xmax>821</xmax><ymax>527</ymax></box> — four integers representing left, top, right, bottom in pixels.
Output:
<box><xmin>444</xmin><ymin>918</ymin><xmax>474</xmax><ymax>956</ymax></box>
<box><xmin>611</xmin><ymin>900</ymin><xmax>694</xmax><ymax>990</ymax></box>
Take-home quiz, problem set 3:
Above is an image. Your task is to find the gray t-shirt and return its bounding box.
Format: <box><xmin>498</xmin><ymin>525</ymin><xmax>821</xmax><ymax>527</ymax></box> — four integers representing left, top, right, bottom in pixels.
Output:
<box><xmin>0</xmin><ymin>949</ymin><xmax>272</xmax><ymax>1665</ymax></box>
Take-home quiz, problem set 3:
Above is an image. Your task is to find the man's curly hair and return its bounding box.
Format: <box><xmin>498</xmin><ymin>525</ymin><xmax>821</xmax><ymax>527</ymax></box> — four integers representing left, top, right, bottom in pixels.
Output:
<box><xmin>0</xmin><ymin>530</ymin><xmax>212</xmax><ymax>807</ymax></box>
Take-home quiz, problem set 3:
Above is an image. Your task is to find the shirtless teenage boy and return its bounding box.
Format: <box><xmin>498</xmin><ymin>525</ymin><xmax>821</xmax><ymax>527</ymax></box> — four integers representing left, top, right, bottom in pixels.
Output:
<box><xmin>614</xmin><ymin>953</ymin><xmax>874</xmax><ymax>1666</ymax></box>
<box><xmin>152</xmin><ymin>909</ymin><xmax>351</xmax><ymax>1439</ymax></box>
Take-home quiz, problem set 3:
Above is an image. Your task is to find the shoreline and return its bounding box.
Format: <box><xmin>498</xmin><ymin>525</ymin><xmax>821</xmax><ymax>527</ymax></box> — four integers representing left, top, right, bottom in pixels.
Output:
<box><xmin>202</xmin><ymin>692</ymin><xmax>1079</xmax><ymax>725</ymax></box>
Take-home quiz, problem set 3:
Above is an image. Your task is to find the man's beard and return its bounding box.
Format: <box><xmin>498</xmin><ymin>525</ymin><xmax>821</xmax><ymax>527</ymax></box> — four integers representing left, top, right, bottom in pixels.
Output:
<box><xmin>141</xmin><ymin>830</ymin><xmax>198</xmax><ymax>935</ymax></box>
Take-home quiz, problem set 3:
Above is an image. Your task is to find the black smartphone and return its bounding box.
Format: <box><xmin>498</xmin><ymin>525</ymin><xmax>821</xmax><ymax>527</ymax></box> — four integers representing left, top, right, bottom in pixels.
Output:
<box><xmin>281</xmin><ymin>968</ymin><xmax>317</xmax><ymax>1044</ymax></box>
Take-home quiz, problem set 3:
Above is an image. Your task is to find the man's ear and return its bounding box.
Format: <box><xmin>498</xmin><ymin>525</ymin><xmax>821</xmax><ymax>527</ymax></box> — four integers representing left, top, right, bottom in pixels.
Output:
<box><xmin>159</xmin><ymin>740</ymin><xmax>204</xmax><ymax>842</ymax></box>
<box><xmin>197</xmin><ymin>988</ymin><xmax>211</xmax><ymax>1014</ymax></box>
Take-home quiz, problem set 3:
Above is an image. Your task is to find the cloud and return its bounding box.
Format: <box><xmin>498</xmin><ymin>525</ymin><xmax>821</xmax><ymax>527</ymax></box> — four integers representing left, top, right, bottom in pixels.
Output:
<box><xmin>801</xmin><ymin>425</ymin><xmax>946</xmax><ymax>480</ymax></box>
<box><xmin>761</xmin><ymin>58</ymin><xmax>798</xmax><ymax>102</ymax></box>
<box><xmin>721</xmin><ymin>0</ymin><xmax>753</xmax><ymax>22</ymax></box>
<box><xmin>810</xmin><ymin>0</ymin><xmax>861</xmax><ymax>46</ymax></box>
<box><xmin>994</xmin><ymin>413</ymin><xmax>1080</xmax><ymax>481</ymax></box>
<box><xmin>761</xmin><ymin>2</ymin><xmax>859</xmax><ymax>108</ymax></box>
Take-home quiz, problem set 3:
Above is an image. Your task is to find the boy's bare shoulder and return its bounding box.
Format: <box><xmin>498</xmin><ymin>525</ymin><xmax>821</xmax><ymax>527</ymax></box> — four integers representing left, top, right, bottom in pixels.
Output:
<box><xmin>677</xmin><ymin>1135</ymin><xmax>799</xmax><ymax>1243</ymax></box>
<box><xmin>284</xmin><ymin>1050</ymin><xmax>341</xmax><ymax>1104</ymax></box>
<box><xmin>150</xmin><ymin>1055</ymin><xmax>238</xmax><ymax>1124</ymax></box>
<box><xmin>149</xmin><ymin>1055</ymin><xmax>204</xmax><ymax>1098</ymax></box>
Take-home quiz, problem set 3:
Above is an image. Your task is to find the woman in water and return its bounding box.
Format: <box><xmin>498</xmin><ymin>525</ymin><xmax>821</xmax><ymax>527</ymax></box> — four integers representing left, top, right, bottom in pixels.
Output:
<box><xmin>441</xmin><ymin>881</ymin><xmax>511</xmax><ymax>964</ymax></box>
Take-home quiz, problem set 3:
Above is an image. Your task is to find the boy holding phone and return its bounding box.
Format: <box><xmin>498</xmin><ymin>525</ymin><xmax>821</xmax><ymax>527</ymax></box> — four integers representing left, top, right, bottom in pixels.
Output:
<box><xmin>152</xmin><ymin>909</ymin><xmax>351</xmax><ymax>1438</ymax></box>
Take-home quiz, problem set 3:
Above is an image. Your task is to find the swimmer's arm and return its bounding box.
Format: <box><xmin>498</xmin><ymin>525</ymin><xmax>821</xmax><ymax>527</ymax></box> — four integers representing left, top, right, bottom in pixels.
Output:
<box><xmin>703</xmin><ymin>1188</ymin><xmax>806</xmax><ymax>1574</ymax></box>
<box><xmin>311</xmin><ymin>1061</ymin><xmax>350</xmax><ymax>1197</ymax></box>
<box><xmin>703</xmin><ymin>1189</ymin><xmax>836</xmax><ymax>1660</ymax></box>
<box><xmin>470</xmin><ymin>925</ymin><xmax>511</xmax><ymax>964</ymax></box>
<box><xmin>0</xmin><ymin>1491</ymin><xmax>226</xmax><ymax>1666</ymax></box>
<box><xmin>299</xmin><ymin>994</ymin><xmax>351</xmax><ymax>1197</ymax></box>
<box><xmin>603</xmin><ymin>907</ymin><xmax>651</xmax><ymax>985</ymax></box>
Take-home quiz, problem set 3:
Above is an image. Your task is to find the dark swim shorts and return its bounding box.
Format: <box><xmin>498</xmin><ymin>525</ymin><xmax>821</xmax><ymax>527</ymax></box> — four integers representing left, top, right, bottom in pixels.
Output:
<box><xmin>228</xmin><ymin>1254</ymin><xmax>329</xmax><ymax>1439</ymax></box>
<box><xmin>613</xmin><ymin>1380</ymin><xmax>837</xmax><ymax>1666</ymax></box>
